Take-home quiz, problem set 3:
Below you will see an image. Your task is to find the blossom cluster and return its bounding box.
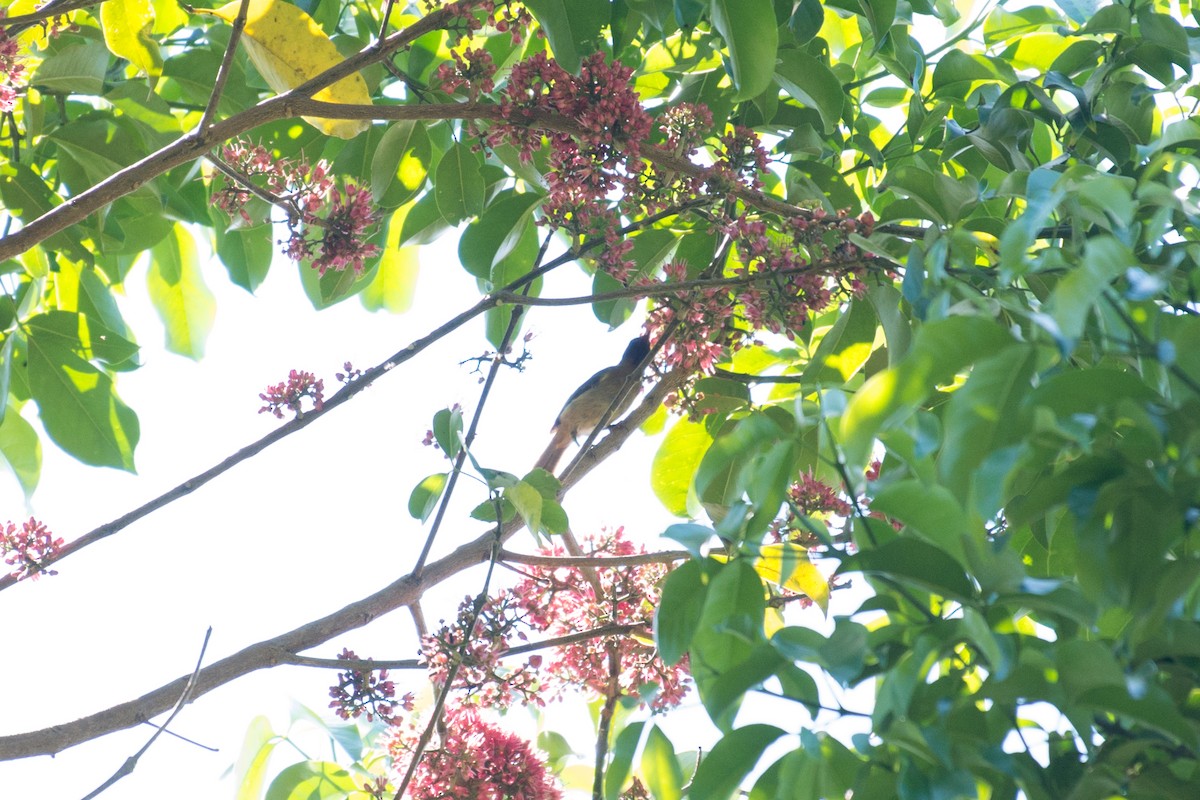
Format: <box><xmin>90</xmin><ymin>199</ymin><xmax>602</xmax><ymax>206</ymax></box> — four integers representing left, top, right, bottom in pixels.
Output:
<box><xmin>386</xmin><ymin>704</ymin><xmax>561</xmax><ymax>800</ymax></box>
<box><xmin>645</xmin><ymin>205</ymin><xmax>878</xmax><ymax>379</ymax></box>
<box><xmin>214</xmin><ymin>140</ymin><xmax>379</xmax><ymax>276</ymax></box>
<box><xmin>420</xmin><ymin>528</ymin><xmax>690</xmax><ymax>713</ymax></box>
<box><xmin>436</xmin><ymin>46</ymin><xmax>497</xmax><ymax>98</ymax></box>
<box><xmin>258</xmin><ymin>369</ymin><xmax>324</xmax><ymax>418</ymax></box>
<box><xmin>1</xmin><ymin>518</ymin><xmax>63</xmax><ymax>581</ymax></box>
<box><xmin>328</xmin><ymin>648</ymin><xmax>410</xmax><ymax>724</ymax></box>
<box><xmin>431</xmin><ymin>0</ymin><xmax>532</xmax><ymax>47</ymax></box>
<box><xmin>773</xmin><ymin>460</ymin><xmax>897</xmax><ymax>547</ymax></box>
<box><xmin>422</xmin><ymin>590</ymin><xmax>544</xmax><ymax>709</ymax></box>
<box><xmin>486</xmin><ymin>52</ymin><xmax>654</xmax><ymax>280</ymax></box>
<box><xmin>0</xmin><ymin>18</ymin><xmax>24</xmax><ymax>113</ymax></box>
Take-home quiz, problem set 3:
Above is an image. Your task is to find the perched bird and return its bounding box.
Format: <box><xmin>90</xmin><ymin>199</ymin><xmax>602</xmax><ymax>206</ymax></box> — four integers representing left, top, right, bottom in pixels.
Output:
<box><xmin>534</xmin><ymin>336</ymin><xmax>652</xmax><ymax>472</ymax></box>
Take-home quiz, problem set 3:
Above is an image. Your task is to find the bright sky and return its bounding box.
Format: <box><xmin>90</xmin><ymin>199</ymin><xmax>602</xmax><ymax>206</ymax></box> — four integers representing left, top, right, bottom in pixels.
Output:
<box><xmin>1</xmin><ymin>226</ymin><xmax>792</xmax><ymax>797</ymax></box>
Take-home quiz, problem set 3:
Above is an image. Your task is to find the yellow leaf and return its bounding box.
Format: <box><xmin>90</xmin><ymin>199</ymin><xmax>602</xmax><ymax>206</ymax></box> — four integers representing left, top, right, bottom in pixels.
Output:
<box><xmin>361</xmin><ymin>205</ymin><xmax>419</xmax><ymax>313</ymax></box>
<box><xmin>200</xmin><ymin>0</ymin><xmax>370</xmax><ymax>139</ymax></box>
<box><xmin>100</xmin><ymin>0</ymin><xmax>163</xmax><ymax>78</ymax></box>
<box><xmin>756</xmin><ymin>543</ymin><xmax>830</xmax><ymax>614</ymax></box>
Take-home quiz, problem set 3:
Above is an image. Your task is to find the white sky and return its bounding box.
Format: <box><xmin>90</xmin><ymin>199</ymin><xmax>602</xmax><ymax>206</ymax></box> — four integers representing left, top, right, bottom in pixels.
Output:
<box><xmin>4</xmin><ymin>225</ymin><xmax>825</xmax><ymax>797</ymax></box>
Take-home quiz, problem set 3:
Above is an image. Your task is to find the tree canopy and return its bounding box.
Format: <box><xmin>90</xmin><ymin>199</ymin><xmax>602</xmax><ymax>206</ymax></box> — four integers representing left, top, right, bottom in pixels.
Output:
<box><xmin>3</xmin><ymin>0</ymin><xmax>1200</xmax><ymax>797</ymax></box>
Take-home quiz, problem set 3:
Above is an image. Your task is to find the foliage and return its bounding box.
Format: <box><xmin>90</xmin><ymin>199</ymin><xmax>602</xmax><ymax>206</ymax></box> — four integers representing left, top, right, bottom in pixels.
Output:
<box><xmin>3</xmin><ymin>0</ymin><xmax>1200</xmax><ymax>798</ymax></box>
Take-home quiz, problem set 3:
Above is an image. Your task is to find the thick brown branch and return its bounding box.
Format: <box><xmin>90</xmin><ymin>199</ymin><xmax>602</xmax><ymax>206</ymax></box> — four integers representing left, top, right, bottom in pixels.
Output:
<box><xmin>0</xmin><ymin>526</ymin><xmax>493</xmax><ymax>760</ymax></box>
<box><xmin>0</xmin><ymin>364</ymin><xmax>679</xmax><ymax>759</ymax></box>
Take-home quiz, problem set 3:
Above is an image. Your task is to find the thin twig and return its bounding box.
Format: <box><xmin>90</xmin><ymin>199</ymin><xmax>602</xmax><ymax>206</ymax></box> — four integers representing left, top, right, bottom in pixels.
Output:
<box><xmin>410</xmin><ymin>230</ymin><xmax>549</xmax><ymax>576</ymax></box>
<box><xmin>79</xmin><ymin>628</ymin><xmax>213</xmax><ymax>800</ymax></box>
<box><xmin>499</xmin><ymin>549</ymin><xmax>689</xmax><ymax>568</ymax></box>
<box><xmin>197</xmin><ymin>0</ymin><xmax>252</xmax><ymax>132</ymax></box>
<box><xmin>0</xmin><ymin>364</ymin><xmax>677</xmax><ymax>760</ymax></box>
<box><xmin>0</xmin><ymin>202</ymin><xmax>697</xmax><ymax>593</ymax></box>
<box><xmin>592</xmin><ymin>640</ymin><xmax>622</xmax><ymax>800</ymax></box>
<box><xmin>283</xmin><ymin>622</ymin><xmax>648</xmax><ymax>670</ymax></box>
<box><xmin>0</xmin><ymin>0</ymin><xmax>101</xmax><ymax>32</ymax></box>
<box><xmin>490</xmin><ymin>254</ymin><xmax>888</xmax><ymax>308</ymax></box>
<box><xmin>204</xmin><ymin>153</ymin><xmax>305</xmax><ymax>225</ymax></box>
<box><xmin>393</xmin><ymin>532</ymin><xmax>504</xmax><ymax>800</ymax></box>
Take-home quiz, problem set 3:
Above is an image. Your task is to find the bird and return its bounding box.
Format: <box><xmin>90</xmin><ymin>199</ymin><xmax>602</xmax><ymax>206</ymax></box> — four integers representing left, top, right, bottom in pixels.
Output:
<box><xmin>534</xmin><ymin>336</ymin><xmax>652</xmax><ymax>473</ymax></box>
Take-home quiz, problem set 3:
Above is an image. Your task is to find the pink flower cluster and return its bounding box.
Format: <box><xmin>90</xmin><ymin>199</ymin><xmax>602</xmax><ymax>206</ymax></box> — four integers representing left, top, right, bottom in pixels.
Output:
<box><xmin>0</xmin><ymin>17</ymin><xmax>25</xmax><ymax>113</ymax></box>
<box><xmin>258</xmin><ymin>369</ymin><xmax>324</xmax><ymax>418</ymax></box>
<box><xmin>388</xmin><ymin>704</ymin><xmax>561</xmax><ymax>800</ymax></box>
<box><xmin>487</xmin><ymin>52</ymin><xmax>653</xmax><ymax>281</ymax></box>
<box><xmin>789</xmin><ymin>470</ymin><xmax>854</xmax><ymax>518</ymax></box>
<box><xmin>1</xmin><ymin>518</ymin><xmax>62</xmax><ymax>581</ymax></box>
<box><xmin>421</xmin><ymin>528</ymin><xmax>691</xmax><ymax>713</ymax></box>
<box><xmin>774</xmin><ymin>460</ymin><xmax>897</xmax><ymax>546</ymax></box>
<box><xmin>436</xmin><ymin>46</ymin><xmax>496</xmax><ymax>97</ymax></box>
<box><xmin>328</xmin><ymin>648</ymin><xmax>410</xmax><ymax>724</ymax></box>
<box><xmin>215</xmin><ymin>140</ymin><xmax>380</xmax><ymax>276</ymax></box>
<box><xmin>645</xmin><ymin>204</ymin><xmax>878</xmax><ymax>379</ymax></box>
<box><xmin>422</xmin><ymin>590</ymin><xmax>544</xmax><ymax>709</ymax></box>
<box><xmin>434</xmin><ymin>0</ymin><xmax>531</xmax><ymax>47</ymax></box>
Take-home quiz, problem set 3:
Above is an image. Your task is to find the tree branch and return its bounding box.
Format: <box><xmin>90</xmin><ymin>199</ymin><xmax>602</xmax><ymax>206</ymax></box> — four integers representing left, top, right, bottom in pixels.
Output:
<box><xmin>79</xmin><ymin>628</ymin><xmax>213</xmax><ymax>800</ymax></box>
<box><xmin>499</xmin><ymin>549</ymin><xmax>689</xmax><ymax>568</ymax></box>
<box><xmin>0</xmin><ymin>357</ymin><xmax>684</xmax><ymax>759</ymax></box>
<box><xmin>196</xmin><ymin>0</ymin><xmax>252</xmax><ymax>132</ymax></box>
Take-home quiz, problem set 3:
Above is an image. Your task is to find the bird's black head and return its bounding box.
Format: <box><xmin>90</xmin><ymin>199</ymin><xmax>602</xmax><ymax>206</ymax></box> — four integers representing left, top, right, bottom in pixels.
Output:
<box><xmin>622</xmin><ymin>335</ymin><xmax>652</xmax><ymax>365</ymax></box>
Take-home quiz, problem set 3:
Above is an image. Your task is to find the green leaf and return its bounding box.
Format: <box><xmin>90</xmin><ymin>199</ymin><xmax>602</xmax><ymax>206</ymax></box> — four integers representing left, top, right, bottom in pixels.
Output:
<box><xmin>857</xmin><ymin>0</ymin><xmax>897</xmax><ymax>44</ymax></box>
<box><xmin>370</xmin><ymin>119</ymin><xmax>431</xmax><ymax>207</ymax></box>
<box><xmin>871</xmin><ymin>479</ymin><xmax>971</xmax><ymax>563</ymax></box>
<box><xmin>361</xmin><ymin>207</ymin><xmax>420</xmax><ymax>313</ymax></box>
<box><xmin>789</xmin><ymin>0</ymin><xmax>823</xmax><ymax>44</ymax></box>
<box><xmin>694</xmin><ymin>411</ymin><xmax>783</xmax><ymax>510</ymax></box>
<box><xmin>883</xmin><ymin>165</ymin><xmax>978</xmax><ymax>224</ymax></box>
<box><xmin>865</xmin><ymin>283</ymin><xmax>912</xmax><ymax>365</ymax></box>
<box><xmin>651</xmin><ymin>417</ymin><xmax>713</xmax><ymax>517</ymax></box>
<box><xmin>395</xmin><ymin>193</ymin><xmax>447</xmax><ymax>246</ymax></box>
<box><xmin>432</xmin><ymin>406</ymin><xmax>464</xmax><ymax>459</ymax></box>
<box><xmin>854</xmin><ymin>538</ymin><xmax>976</xmax><ymax>600</ymax></box>
<box><xmin>148</xmin><ymin>227</ymin><xmax>216</xmax><ymax>360</ymax></box>
<box><xmin>100</xmin><ymin>0</ymin><xmax>163</xmax><ymax>77</ymax></box>
<box><xmin>214</xmin><ymin>224</ymin><xmax>273</xmax><ymax>293</ymax></box>
<box><xmin>703</xmin><ymin>643</ymin><xmax>785</xmax><ymax>725</ymax></box>
<box><xmin>1024</xmin><ymin>368</ymin><xmax>1156</xmax><ymax>418</ymax></box>
<box><xmin>458</xmin><ymin>191</ymin><xmax>543</xmax><ymax>280</ymax></box>
<box><xmin>507</xmin><ymin>479</ymin><xmax>544</xmax><ymax>535</ymax></box>
<box><xmin>642</xmin><ymin>725</ymin><xmax>684</xmax><ymax>800</ymax></box>
<box><xmin>801</xmin><ymin>298</ymin><xmax>878</xmax><ymax>385</ymax></box>
<box><xmin>655</xmin><ymin>558</ymin><xmax>708</xmax><ymax>665</ymax></box>
<box><xmin>263</xmin><ymin>761</ymin><xmax>359</xmax><ymax>800</ymax></box>
<box><xmin>0</xmin><ymin>409</ymin><xmax>42</xmax><ymax>498</ymax></box>
<box><xmin>232</xmin><ymin>716</ymin><xmax>278</xmax><ymax>800</ymax></box>
<box><xmin>31</xmin><ymin>38</ymin><xmax>110</xmax><ymax>95</ymax></box>
<box><xmin>25</xmin><ymin>313</ymin><xmax>140</xmax><ymax>471</ymax></box>
<box><xmin>710</xmin><ymin>0</ymin><xmax>779</xmax><ymax>101</ymax></box>
<box><xmin>840</xmin><ymin>316</ymin><xmax>1012</xmax><ymax>469</ymax></box>
<box><xmin>523</xmin><ymin>0</ymin><xmax>611</xmax><ymax>73</ymax></box>
<box><xmin>774</xmin><ymin>51</ymin><xmax>845</xmax><ymax>134</ymax></box>
<box><xmin>688</xmin><ymin>724</ymin><xmax>787</xmax><ymax>800</ymax></box>
<box><xmin>1047</xmin><ymin>236</ymin><xmax>1129</xmax><ymax>343</ymax></box>
<box><xmin>605</xmin><ymin>722</ymin><xmax>646</xmax><ymax>800</ymax></box>
<box><xmin>936</xmin><ymin>344</ymin><xmax>1037</xmax><ymax>508</ymax></box>
<box><xmin>692</xmin><ymin>560</ymin><xmax>766</xmax><ymax>684</ymax></box>
<box><xmin>408</xmin><ymin>473</ymin><xmax>448</xmax><ymax>522</ymax></box>
<box><xmin>0</xmin><ymin>332</ymin><xmax>15</xmax><ymax>411</ymax></box>
<box><xmin>433</xmin><ymin>142</ymin><xmax>485</xmax><ymax>226</ymax></box>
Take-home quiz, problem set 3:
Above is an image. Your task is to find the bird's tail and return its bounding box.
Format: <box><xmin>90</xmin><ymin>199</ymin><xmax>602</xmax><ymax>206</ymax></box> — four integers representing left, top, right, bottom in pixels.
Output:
<box><xmin>534</xmin><ymin>429</ymin><xmax>570</xmax><ymax>473</ymax></box>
